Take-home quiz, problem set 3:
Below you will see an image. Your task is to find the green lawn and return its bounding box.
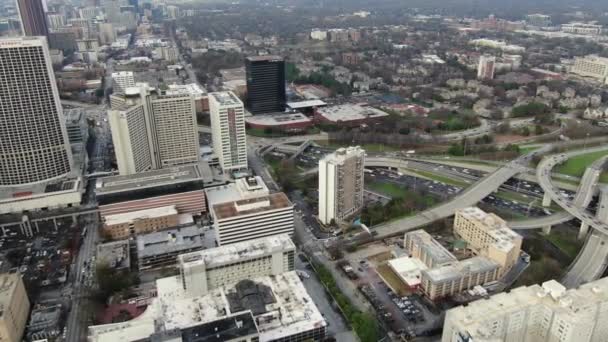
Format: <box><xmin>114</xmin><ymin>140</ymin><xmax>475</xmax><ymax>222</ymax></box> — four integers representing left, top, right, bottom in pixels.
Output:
<box><xmin>315</xmin><ymin>140</ymin><xmax>400</xmax><ymax>152</ymax></box>
<box><xmin>555</xmin><ymin>150</ymin><xmax>608</xmax><ymax>177</ymax></box>
<box><xmin>366</xmin><ymin>181</ymin><xmax>408</xmax><ymax>199</ymax></box>
<box><xmin>518</xmin><ymin>146</ymin><xmax>539</xmax><ymax>155</ymax></box>
<box><xmin>544</xmin><ymin>231</ymin><xmax>583</xmax><ymax>261</ymax></box>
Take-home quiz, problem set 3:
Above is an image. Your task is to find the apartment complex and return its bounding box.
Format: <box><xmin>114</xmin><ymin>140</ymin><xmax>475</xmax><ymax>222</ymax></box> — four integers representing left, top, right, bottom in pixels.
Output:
<box><xmin>421</xmin><ymin>257</ymin><xmax>500</xmax><ymax>300</ymax></box>
<box><xmin>178</xmin><ymin>234</ymin><xmax>295</xmax><ymax>296</ymax></box>
<box><xmin>16</xmin><ymin>0</ymin><xmax>48</xmax><ymax>37</ymax></box>
<box><xmin>0</xmin><ymin>273</ymin><xmax>30</xmax><ymax>342</ymax></box>
<box><xmin>111</xmin><ymin>71</ymin><xmax>135</xmax><ymax>94</ymax></box>
<box><xmin>208</xmin><ymin>91</ymin><xmax>248</xmax><ymax>172</ymax></box>
<box><xmin>102</xmin><ymin>205</ymin><xmax>180</xmax><ymax>240</ymax></box>
<box><xmin>0</xmin><ymin>37</ymin><xmax>73</xmax><ymax>186</ymax></box>
<box><xmin>477</xmin><ymin>55</ymin><xmax>496</xmax><ymax>80</ymax></box>
<box><xmin>454</xmin><ymin>207</ymin><xmax>522</xmax><ymax>276</ymax></box>
<box><xmin>404</xmin><ymin>230</ymin><xmax>458</xmax><ymax>268</ymax></box>
<box><xmin>108</xmin><ymin>83</ymin><xmax>200</xmax><ymax>175</ymax></box>
<box><xmin>318</xmin><ymin>146</ymin><xmax>365</xmax><ymax>225</ymax></box>
<box><xmin>245</xmin><ymin>55</ymin><xmax>286</xmax><ymax>114</ymax></box>
<box><xmin>570</xmin><ymin>55</ymin><xmax>608</xmax><ymax>84</ymax></box>
<box><xmin>206</xmin><ymin>177</ymin><xmax>294</xmax><ymax>245</ymax></box>
<box><xmin>562</xmin><ymin>22</ymin><xmax>603</xmax><ymax>35</ymax></box>
<box><xmin>442</xmin><ymin>277</ymin><xmax>608</xmax><ymax>342</ymax></box>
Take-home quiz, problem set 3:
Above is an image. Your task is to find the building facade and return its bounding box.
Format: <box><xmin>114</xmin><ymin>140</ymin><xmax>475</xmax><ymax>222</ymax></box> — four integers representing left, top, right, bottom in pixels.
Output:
<box><xmin>404</xmin><ymin>230</ymin><xmax>458</xmax><ymax>268</ymax></box>
<box><xmin>178</xmin><ymin>234</ymin><xmax>296</xmax><ymax>296</ymax></box>
<box><xmin>477</xmin><ymin>55</ymin><xmax>496</xmax><ymax>80</ymax></box>
<box><xmin>245</xmin><ymin>56</ymin><xmax>286</xmax><ymax>114</ymax></box>
<box><xmin>571</xmin><ymin>56</ymin><xmax>608</xmax><ymax>84</ymax></box>
<box><xmin>102</xmin><ymin>205</ymin><xmax>180</xmax><ymax>240</ymax></box>
<box><xmin>318</xmin><ymin>146</ymin><xmax>365</xmax><ymax>225</ymax></box>
<box><xmin>17</xmin><ymin>0</ymin><xmax>48</xmax><ymax>37</ymax></box>
<box><xmin>562</xmin><ymin>23</ymin><xmax>603</xmax><ymax>35</ymax></box>
<box><xmin>208</xmin><ymin>91</ymin><xmax>248</xmax><ymax>172</ymax></box>
<box><xmin>111</xmin><ymin>71</ymin><xmax>135</xmax><ymax>95</ymax></box>
<box><xmin>0</xmin><ymin>272</ymin><xmax>30</xmax><ymax>342</ymax></box>
<box><xmin>454</xmin><ymin>207</ymin><xmax>522</xmax><ymax>276</ymax></box>
<box><xmin>442</xmin><ymin>277</ymin><xmax>608</xmax><ymax>342</ymax></box>
<box><xmin>0</xmin><ymin>37</ymin><xmax>73</xmax><ymax>187</ymax></box>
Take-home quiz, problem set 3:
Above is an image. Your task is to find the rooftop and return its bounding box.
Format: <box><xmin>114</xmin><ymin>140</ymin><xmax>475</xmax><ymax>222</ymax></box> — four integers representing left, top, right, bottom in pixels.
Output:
<box><xmin>212</xmin><ymin>192</ymin><xmax>292</xmax><ymax>220</ymax></box>
<box><xmin>388</xmin><ymin>256</ymin><xmax>428</xmax><ymax>286</ymax></box>
<box><xmin>104</xmin><ymin>205</ymin><xmax>177</xmax><ymax>226</ymax></box>
<box><xmin>245</xmin><ymin>113</ymin><xmax>312</xmax><ymax>126</ymax></box>
<box><xmin>209</xmin><ymin>91</ymin><xmax>242</xmax><ymax>106</ymax></box>
<box><xmin>405</xmin><ymin>230</ymin><xmax>458</xmax><ymax>266</ymax></box>
<box><xmin>178</xmin><ymin>234</ymin><xmax>294</xmax><ymax>269</ymax></box>
<box><xmin>136</xmin><ymin>225</ymin><xmax>204</xmax><ymax>259</ymax></box>
<box><xmin>246</xmin><ymin>55</ymin><xmax>283</xmax><ymax>62</ymax></box>
<box><xmin>316</xmin><ymin>103</ymin><xmax>389</xmax><ymax>123</ymax></box>
<box><xmin>166</xmin><ymin>83</ymin><xmax>207</xmax><ymax>98</ymax></box>
<box><xmin>286</xmin><ymin>100</ymin><xmax>327</xmax><ymax>109</ymax></box>
<box><xmin>96</xmin><ymin>240</ymin><xmax>130</xmax><ymax>269</ymax></box>
<box><xmin>0</xmin><ymin>273</ymin><xmax>20</xmax><ymax>318</ymax></box>
<box><xmin>422</xmin><ymin>256</ymin><xmax>499</xmax><ymax>283</ymax></box>
<box><xmin>95</xmin><ymin>164</ymin><xmax>212</xmax><ymax>195</ymax></box>
<box><xmin>457</xmin><ymin>207</ymin><xmax>522</xmax><ymax>252</ymax></box>
<box><xmin>205</xmin><ymin>176</ymin><xmax>270</xmax><ymax>208</ymax></box>
<box><xmin>321</xmin><ymin>146</ymin><xmax>365</xmax><ymax>165</ymax></box>
<box><xmin>88</xmin><ymin>271</ymin><xmax>324</xmax><ymax>342</ymax></box>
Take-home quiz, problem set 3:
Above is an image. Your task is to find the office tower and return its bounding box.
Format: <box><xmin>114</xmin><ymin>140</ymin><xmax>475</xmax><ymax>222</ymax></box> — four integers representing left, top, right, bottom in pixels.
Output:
<box><xmin>0</xmin><ymin>273</ymin><xmax>30</xmax><ymax>342</ymax></box>
<box><xmin>46</xmin><ymin>12</ymin><xmax>65</xmax><ymax>30</ymax></box>
<box><xmin>0</xmin><ymin>37</ymin><xmax>73</xmax><ymax>186</ymax></box>
<box><xmin>98</xmin><ymin>23</ymin><xmax>116</xmax><ymax>45</ymax></box>
<box><xmin>245</xmin><ymin>56</ymin><xmax>286</xmax><ymax>114</ymax></box>
<box><xmin>108</xmin><ymin>84</ymin><xmax>200</xmax><ymax>175</ymax></box>
<box><xmin>477</xmin><ymin>55</ymin><xmax>496</xmax><ymax>80</ymax></box>
<box><xmin>208</xmin><ymin>91</ymin><xmax>248</xmax><ymax>172</ymax></box>
<box><xmin>111</xmin><ymin>71</ymin><xmax>135</xmax><ymax>95</ymax></box>
<box><xmin>318</xmin><ymin>146</ymin><xmax>365</xmax><ymax>225</ymax></box>
<box><xmin>442</xmin><ymin>277</ymin><xmax>608</xmax><ymax>342</ymax></box>
<box><xmin>16</xmin><ymin>0</ymin><xmax>49</xmax><ymax>37</ymax></box>
<box><xmin>166</xmin><ymin>5</ymin><xmax>179</xmax><ymax>19</ymax></box>
<box><xmin>205</xmin><ymin>177</ymin><xmax>294</xmax><ymax>246</ymax></box>
<box><xmin>454</xmin><ymin>207</ymin><xmax>522</xmax><ymax>277</ymax></box>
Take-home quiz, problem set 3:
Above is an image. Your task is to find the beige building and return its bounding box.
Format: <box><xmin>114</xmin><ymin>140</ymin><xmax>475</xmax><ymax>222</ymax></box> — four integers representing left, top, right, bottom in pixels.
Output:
<box><xmin>570</xmin><ymin>55</ymin><xmax>608</xmax><ymax>84</ymax></box>
<box><xmin>0</xmin><ymin>272</ymin><xmax>30</xmax><ymax>342</ymax></box>
<box><xmin>102</xmin><ymin>205</ymin><xmax>180</xmax><ymax>240</ymax></box>
<box><xmin>208</xmin><ymin>91</ymin><xmax>248</xmax><ymax>172</ymax></box>
<box><xmin>420</xmin><ymin>256</ymin><xmax>499</xmax><ymax>300</ymax></box>
<box><xmin>404</xmin><ymin>230</ymin><xmax>457</xmax><ymax>268</ymax></box>
<box><xmin>454</xmin><ymin>207</ymin><xmax>522</xmax><ymax>276</ymax></box>
<box><xmin>442</xmin><ymin>277</ymin><xmax>608</xmax><ymax>342</ymax></box>
<box><xmin>318</xmin><ymin>146</ymin><xmax>365</xmax><ymax>225</ymax></box>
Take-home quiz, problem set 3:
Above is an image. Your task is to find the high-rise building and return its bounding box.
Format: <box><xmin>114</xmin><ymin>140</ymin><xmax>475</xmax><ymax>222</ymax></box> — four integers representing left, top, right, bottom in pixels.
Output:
<box><xmin>318</xmin><ymin>146</ymin><xmax>365</xmax><ymax>225</ymax></box>
<box><xmin>16</xmin><ymin>0</ymin><xmax>49</xmax><ymax>37</ymax></box>
<box><xmin>245</xmin><ymin>56</ymin><xmax>286</xmax><ymax>114</ymax></box>
<box><xmin>0</xmin><ymin>37</ymin><xmax>73</xmax><ymax>186</ymax></box>
<box><xmin>208</xmin><ymin>91</ymin><xmax>248</xmax><ymax>172</ymax></box>
<box><xmin>46</xmin><ymin>12</ymin><xmax>65</xmax><ymax>30</ymax></box>
<box><xmin>477</xmin><ymin>55</ymin><xmax>496</xmax><ymax>80</ymax></box>
<box><xmin>98</xmin><ymin>23</ymin><xmax>116</xmax><ymax>45</ymax></box>
<box><xmin>109</xmin><ymin>84</ymin><xmax>200</xmax><ymax>175</ymax></box>
<box><xmin>111</xmin><ymin>71</ymin><xmax>135</xmax><ymax>95</ymax></box>
<box><xmin>0</xmin><ymin>272</ymin><xmax>30</xmax><ymax>342</ymax></box>
<box><xmin>205</xmin><ymin>176</ymin><xmax>294</xmax><ymax>246</ymax></box>
<box><xmin>442</xmin><ymin>277</ymin><xmax>608</xmax><ymax>342</ymax></box>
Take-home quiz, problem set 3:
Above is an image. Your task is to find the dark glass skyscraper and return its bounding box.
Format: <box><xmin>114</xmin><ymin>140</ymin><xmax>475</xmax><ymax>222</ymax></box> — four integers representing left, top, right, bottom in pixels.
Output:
<box><xmin>17</xmin><ymin>0</ymin><xmax>49</xmax><ymax>37</ymax></box>
<box><xmin>245</xmin><ymin>56</ymin><xmax>286</xmax><ymax>114</ymax></box>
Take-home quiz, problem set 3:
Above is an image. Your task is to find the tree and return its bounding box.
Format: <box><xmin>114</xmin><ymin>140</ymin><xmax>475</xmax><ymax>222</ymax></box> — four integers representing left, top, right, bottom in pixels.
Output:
<box><xmin>96</xmin><ymin>262</ymin><xmax>138</xmax><ymax>302</ymax></box>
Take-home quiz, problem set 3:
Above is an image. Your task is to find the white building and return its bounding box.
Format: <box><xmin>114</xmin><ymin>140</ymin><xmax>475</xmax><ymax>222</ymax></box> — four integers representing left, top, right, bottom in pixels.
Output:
<box><xmin>310</xmin><ymin>29</ymin><xmax>328</xmax><ymax>40</ymax></box>
<box><xmin>318</xmin><ymin>146</ymin><xmax>365</xmax><ymax>225</ymax></box>
<box><xmin>562</xmin><ymin>22</ymin><xmax>603</xmax><ymax>35</ymax></box>
<box><xmin>46</xmin><ymin>13</ymin><xmax>65</xmax><ymax>30</ymax></box>
<box><xmin>442</xmin><ymin>277</ymin><xmax>608</xmax><ymax>342</ymax></box>
<box><xmin>178</xmin><ymin>234</ymin><xmax>295</xmax><ymax>296</ymax></box>
<box><xmin>209</xmin><ymin>91</ymin><xmax>248</xmax><ymax>172</ymax></box>
<box><xmin>159</xmin><ymin>46</ymin><xmax>178</xmax><ymax>62</ymax></box>
<box><xmin>477</xmin><ymin>55</ymin><xmax>496</xmax><ymax>80</ymax></box>
<box><xmin>570</xmin><ymin>55</ymin><xmax>608</xmax><ymax>84</ymax></box>
<box><xmin>111</xmin><ymin>71</ymin><xmax>135</xmax><ymax>95</ymax></box>
<box><xmin>0</xmin><ymin>37</ymin><xmax>73</xmax><ymax>187</ymax></box>
<box><xmin>109</xmin><ymin>84</ymin><xmax>200</xmax><ymax>175</ymax></box>
<box><xmin>98</xmin><ymin>23</ymin><xmax>116</xmax><ymax>45</ymax></box>
<box><xmin>205</xmin><ymin>177</ymin><xmax>294</xmax><ymax>245</ymax></box>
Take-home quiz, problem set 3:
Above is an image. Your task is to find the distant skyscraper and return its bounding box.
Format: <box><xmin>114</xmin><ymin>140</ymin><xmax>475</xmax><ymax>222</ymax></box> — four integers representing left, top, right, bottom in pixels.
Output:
<box><xmin>0</xmin><ymin>37</ymin><xmax>73</xmax><ymax>186</ymax></box>
<box><xmin>16</xmin><ymin>0</ymin><xmax>49</xmax><ymax>37</ymax></box>
<box><xmin>245</xmin><ymin>56</ymin><xmax>286</xmax><ymax>114</ymax></box>
<box><xmin>318</xmin><ymin>146</ymin><xmax>365</xmax><ymax>225</ymax></box>
<box><xmin>477</xmin><ymin>55</ymin><xmax>496</xmax><ymax>80</ymax></box>
<box><xmin>208</xmin><ymin>91</ymin><xmax>248</xmax><ymax>172</ymax></box>
<box><xmin>109</xmin><ymin>84</ymin><xmax>200</xmax><ymax>175</ymax></box>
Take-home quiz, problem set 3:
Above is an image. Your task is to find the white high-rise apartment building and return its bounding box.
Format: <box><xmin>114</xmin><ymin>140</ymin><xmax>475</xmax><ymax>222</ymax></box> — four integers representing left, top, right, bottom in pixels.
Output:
<box><xmin>477</xmin><ymin>55</ymin><xmax>496</xmax><ymax>80</ymax></box>
<box><xmin>318</xmin><ymin>146</ymin><xmax>365</xmax><ymax>225</ymax></box>
<box><xmin>46</xmin><ymin>13</ymin><xmax>66</xmax><ymax>30</ymax></box>
<box><xmin>178</xmin><ymin>234</ymin><xmax>295</xmax><ymax>297</ymax></box>
<box><xmin>109</xmin><ymin>84</ymin><xmax>200</xmax><ymax>175</ymax></box>
<box><xmin>111</xmin><ymin>71</ymin><xmax>135</xmax><ymax>95</ymax></box>
<box><xmin>442</xmin><ymin>277</ymin><xmax>608</xmax><ymax>342</ymax></box>
<box><xmin>208</xmin><ymin>91</ymin><xmax>248</xmax><ymax>172</ymax></box>
<box><xmin>571</xmin><ymin>55</ymin><xmax>608</xmax><ymax>84</ymax></box>
<box><xmin>0</xmin><ymin>37</ymin><xmax>73</xmax><ymax>186</ymax></box>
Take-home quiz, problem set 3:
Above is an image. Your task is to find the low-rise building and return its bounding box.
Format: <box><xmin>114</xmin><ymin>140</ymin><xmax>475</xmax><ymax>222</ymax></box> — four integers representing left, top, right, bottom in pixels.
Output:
<box><xmin>96</xmin><ymin>240</ymin><xmax>130</xmax><ymax>270</ymax></box>
<box><xmin>314</xmin><ymin>104</ymin><xmax>389</xmax><ymax>126</ymax></box>
<box><xmin>245</xmin><ymin>113</ymin><xmax>314</xmax><ymax>132</ymax></box>
<box><xmin>136</xmin><ymin>225</ymin><xmax>205</xmax><ymax>271</ymax></box>
<box><xmin>102</xmin><ymin>205</ymin><xmax>181</xmax><ymax>240</ymax></box>
<box><xmin>0</xmin><ymin>272</ymin><xmax>30</xmax><ymax>342</ymax></box>
<box><xmin>442</xmin><ymin>277</ymin><xmax>608</xmax><ymax>342</ymax></box>
<box><xmin>404</xmin><ymin>230</ymin><xmax>458</xmax><ymax>268</ymax></box>
<box><xmin>27</xmin><ymin>304</ymin><xmax>62</xmax><ymax>341</ymax></box>
<box><xmin>570</xmin><ymin>55</ymin><xmax>608</xmax><ymax>84</ymax></box>
<box><xmin>387</xmin><ymin>256</ymin><xmax>428</xmax><ymax>289</ymax></box>
<box><xmin>562</xmin><ymin>22</ymin><xmax>603</xmax><ymax>35</ymax></box>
